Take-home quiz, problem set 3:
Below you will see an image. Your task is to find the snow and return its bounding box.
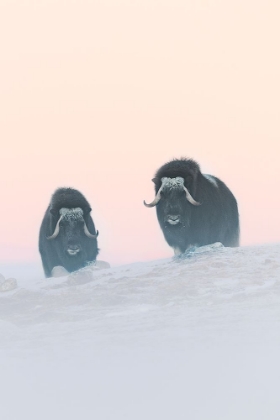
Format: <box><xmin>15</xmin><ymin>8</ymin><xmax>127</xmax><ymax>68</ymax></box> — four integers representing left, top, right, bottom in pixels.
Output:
<box><xmin>1</xmin><ymin>243</ymin><xmax>280</xmax><ymax>419</ymax></box>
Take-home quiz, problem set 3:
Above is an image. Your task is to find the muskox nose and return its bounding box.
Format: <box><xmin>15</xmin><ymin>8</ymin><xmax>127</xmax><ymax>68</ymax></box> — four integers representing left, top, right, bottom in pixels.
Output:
<box><xmin>67</xmin><ymin>244</ymin><xmax>80</xmax><ymax>256</ymax></box>
<box><xmin>169</xmin><ymin>215</ymin><xmax>180</xmax><ymax>221</ymax></box>
<box><xmin>166</xmin><ymin>215</ymin><xmax>181</xmax><ymax>225</ymax></box>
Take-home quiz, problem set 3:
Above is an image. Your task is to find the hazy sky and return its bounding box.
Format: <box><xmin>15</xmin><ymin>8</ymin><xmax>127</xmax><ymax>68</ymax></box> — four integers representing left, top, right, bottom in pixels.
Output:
<box><xmin>1</xmin><ymin>0</ymin><xmax>279</xmax><ymax>265</ymax></box>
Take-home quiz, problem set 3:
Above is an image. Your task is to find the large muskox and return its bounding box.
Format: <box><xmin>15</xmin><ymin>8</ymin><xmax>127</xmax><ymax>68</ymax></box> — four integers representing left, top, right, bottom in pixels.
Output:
<box><xmin>39</xmin><ymin>188</ymin><xmax>99</xmax><ymax>277</ymax></box>
<box><xmin>144</xmin><ymin>158</ymin><xmax>239</xmax><ymax>255</ymax></box>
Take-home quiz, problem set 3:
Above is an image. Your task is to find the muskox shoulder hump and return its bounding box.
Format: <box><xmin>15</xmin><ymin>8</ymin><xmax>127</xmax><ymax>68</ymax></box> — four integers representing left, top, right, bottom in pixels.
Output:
<box><xmin>155</xmin><ymin>158</ymin><xmax>201</xmax><ymax>179</ymax></box>
<box><xmin>50</xmin><ymin>188</ymin><xmax>92</xmax><ymax>214</ymax></box>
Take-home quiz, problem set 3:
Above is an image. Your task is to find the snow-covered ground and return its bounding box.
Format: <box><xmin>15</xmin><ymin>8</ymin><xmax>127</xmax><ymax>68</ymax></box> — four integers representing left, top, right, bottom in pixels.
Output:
<box><xmin>1</xmin><ymin>243</ymin><xmax>280</xmax><ymax>420</ymax></box>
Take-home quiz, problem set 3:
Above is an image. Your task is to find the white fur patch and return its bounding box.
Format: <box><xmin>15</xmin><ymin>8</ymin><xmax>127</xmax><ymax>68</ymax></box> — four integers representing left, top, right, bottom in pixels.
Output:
<box><xmin>203</xmin><ymin>174</ymin><xmax>218</xmax><ymax>187</ymax></box>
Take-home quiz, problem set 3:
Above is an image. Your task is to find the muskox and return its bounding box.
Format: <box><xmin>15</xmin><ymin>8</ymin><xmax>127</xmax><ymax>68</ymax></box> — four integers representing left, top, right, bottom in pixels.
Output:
<box><xmin>39</xmin><ymin>188</ymin><xmax>99</xmax><ymax>277</ymax></box>
<box><xmin>144</xmin><ymin>158</ymin><xmax>239</xmax><ymax>255</ymax></box>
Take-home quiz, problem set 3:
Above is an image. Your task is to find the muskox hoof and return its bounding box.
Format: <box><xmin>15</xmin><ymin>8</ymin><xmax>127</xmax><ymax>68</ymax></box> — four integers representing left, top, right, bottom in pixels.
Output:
<box><xmin>0</xmin><ymin>278</ymin><xmax>17</xmax><ymax>292</ymax></box>
<box><xmin>51</xmin><ymin>266</ymin><xmax>69</xmax><ymax>278</ymax></box>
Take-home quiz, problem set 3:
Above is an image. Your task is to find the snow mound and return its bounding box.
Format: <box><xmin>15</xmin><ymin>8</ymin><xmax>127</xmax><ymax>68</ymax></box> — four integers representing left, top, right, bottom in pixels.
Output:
<box><xmin>1</xmin><ymin>243</ymin><xmax>280</xmax><ymax>343</ymax></box>
<box><xmin>0</xmin><ymin>243</ymin><xmax>280</xmax><ymax>420</ymax></box>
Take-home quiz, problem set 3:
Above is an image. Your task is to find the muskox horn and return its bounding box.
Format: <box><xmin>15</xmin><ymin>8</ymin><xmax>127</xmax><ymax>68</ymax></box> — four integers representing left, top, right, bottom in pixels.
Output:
<box><xmin>84</xmin><ymin>223</ymin><xmax>99</xmax><ymax>239</ymax></box>
<box><xmin>143</xmin><ymin>183</ymin><xmax>165</xmax><ymax>208</ymax></box>
<box><xmin>183</xmin><ymin>186</ymin><xmax>200</xmax><ymax>206</ymax></box>
<box><xmin>47</xmin><ymin>215</ymin><xmax>63</xmax><ymax>240</ymax></box>
<box><xmin>143</xmin><ymin>195</ymin><xmax>161</xmax><ymax>208</ymax></box>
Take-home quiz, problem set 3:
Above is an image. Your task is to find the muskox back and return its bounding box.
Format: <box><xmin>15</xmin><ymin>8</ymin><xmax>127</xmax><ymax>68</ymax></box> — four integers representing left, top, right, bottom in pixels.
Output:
<box><xmin>39</xmin><ymin>188</ymin><xmax>99</xmax><ymax>277</ymax></box>
<box><xmin>144</xmin><ymin>158</ymin><xmax>239</xmax><ymax>255</ymax></box>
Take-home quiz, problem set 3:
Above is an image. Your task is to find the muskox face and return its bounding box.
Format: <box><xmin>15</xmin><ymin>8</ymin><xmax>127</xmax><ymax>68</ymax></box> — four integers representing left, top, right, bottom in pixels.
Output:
<box><xmin>144</xmin><ymin>177</ymin><xmax>200</xmax><ymax>228</ymax></box>
<box><xmin>57</xmin><ymin>216</ymin><xmax>85</xmax><ymax>256</ymax></box>
<box><xmin>159</xmin><ymin>180</ymin><xmax>188</xmax><ymax>227</ymax></box>
<box><xmin>48</xmin><ymin>208</ymin><xmax>98</xmax><ymax>258</ymax></box>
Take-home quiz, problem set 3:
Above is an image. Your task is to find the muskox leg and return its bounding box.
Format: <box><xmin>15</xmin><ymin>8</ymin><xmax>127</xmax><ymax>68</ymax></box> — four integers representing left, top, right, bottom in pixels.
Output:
<box><xmin>173</xmin><ymin>247</ymin><xmax>182</xmax><ymax>256</ymax></box>
<box><xmin>51</xmin><ymin>266</ymin><xmax>69</xmax><ymax>278</ymax></box>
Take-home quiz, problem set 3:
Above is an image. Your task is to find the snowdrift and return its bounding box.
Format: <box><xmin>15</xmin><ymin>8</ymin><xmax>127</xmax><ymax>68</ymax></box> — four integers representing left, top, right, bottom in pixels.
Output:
<box><xmin>0</xmin><ymin>243</ymin><xmax>280</xmax><ymax>420</ymax></box>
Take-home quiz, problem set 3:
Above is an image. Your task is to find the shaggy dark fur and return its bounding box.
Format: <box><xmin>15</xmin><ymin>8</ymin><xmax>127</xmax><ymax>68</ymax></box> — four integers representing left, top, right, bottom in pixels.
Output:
<box><xmin>149</xmin><ymin>158</ymin><xmax>239</xmax><ymax>254</ymax></box>
<box><xmin>39</xmin><ymin>188</ymin><xmax>99</xmax><ymax>277</ymax></box>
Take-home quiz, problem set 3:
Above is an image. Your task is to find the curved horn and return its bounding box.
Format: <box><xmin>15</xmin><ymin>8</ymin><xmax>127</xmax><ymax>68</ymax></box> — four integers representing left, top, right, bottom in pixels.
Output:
<box><xmin>84</xmin><ymin>223</ymin><xmax>99</xmax><ymax>239</ymax></box>
<box><xmin>144</xmin><ymin>183</ymin><xmax>165</xmax><ymax>208</ymax></box>
<box><xmin>47</xmin><ymin>215</ymin><xmax>63</xmax><ymax>240</ymax></box>
<box><xmin>183</xmin><ymin>186</ymin><xmax>200</xmax><ymax>206</ymax></box>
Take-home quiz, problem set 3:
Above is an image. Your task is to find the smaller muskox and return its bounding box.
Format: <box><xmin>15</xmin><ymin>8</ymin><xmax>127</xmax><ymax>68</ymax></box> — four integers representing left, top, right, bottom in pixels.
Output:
<box><xmin>144</xmin><ymin>158</ymin><xmax>239</xmax><ymax>255</ymax></box>
<box><xmin>39</xmin><ymin>188</ymin><xmax>99</xmax><ymax>277</ymax></box>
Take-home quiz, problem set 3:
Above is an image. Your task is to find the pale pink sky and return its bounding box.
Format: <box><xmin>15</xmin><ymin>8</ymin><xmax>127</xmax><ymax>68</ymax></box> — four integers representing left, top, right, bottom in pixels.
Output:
<box><xmin>1</xmin><ymin>0</ymin><xmax>279</xmax><ymax>265</ymax></box>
